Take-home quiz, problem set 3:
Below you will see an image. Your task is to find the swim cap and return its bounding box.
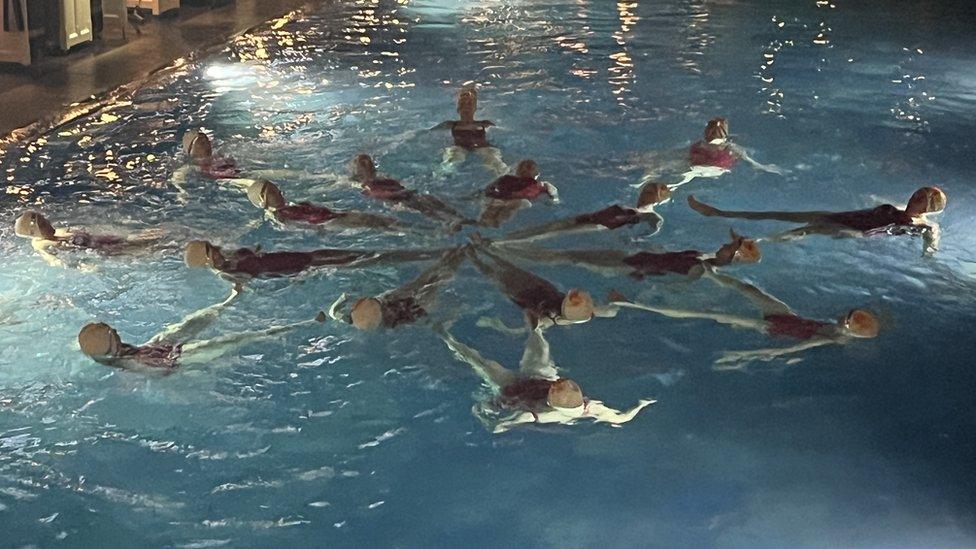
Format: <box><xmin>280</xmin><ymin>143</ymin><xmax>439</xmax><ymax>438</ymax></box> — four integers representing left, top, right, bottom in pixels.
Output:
<box><xmin>350</xmin><ymin>297</ymin><xmax>383</xmax><ymax>330</ymax></box>
<box><xmin>349</xmin><ymin>154</ymin><xmax>376</xmax><ymax>183</ymax></box>
<box><xmin>637</xmin><ymin>182</ymin><xmax>671</xmax><ymax>208</ymax></box>
<box><xmin>547</xmin><ymin>379</ymin><xmax>584</xmax><ymax>409</ymax></box>
<box><xmin>14</xmin><ymin>211</ymin><xmax>56</xmax><ymax>239</ymax></box>
<box><xmin>78</xmin><ymin>322</ymin><xmax>123</xmax><ymax>358</ymax></box>
<box><xmin>906</xmin><ymin>186</ymin><xmax>947</xmax><ymax>215</ymax></box>
<box><xmin>561</xmin><ymin>289</ymin><xmax>595</xmax><ymax>322</ymax></box>
<box><xmin>247</xmin><ymin>180</ymin><xmax>286</xmax><ymax>210</ymax></box>
<box><xmin>704</xmin><ymin>118</ymin><xmax>729</xmax><ymax>143</ymax></box>
<box><xmin>515</xmin><ymin>159</ymin><xmax>539</xmax><ymax>179</ymax></box>
<box><xmin>844</xmin><ymin>309</ymin><xmax>879</xmax><ymax>339</ymax></box>
<box><xmin>184</xmin><ymin>240</ymin><xmax>221</xmax><ymax>268</ymax></box>
<box><xmin>182</xmin><ymin>130</ymin><xmax>212</xmax><ymax>159</ymax></box>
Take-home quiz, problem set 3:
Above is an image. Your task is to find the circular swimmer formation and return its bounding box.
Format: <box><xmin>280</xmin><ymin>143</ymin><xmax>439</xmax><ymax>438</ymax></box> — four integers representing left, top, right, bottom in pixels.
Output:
<box><xmin>11</xmin><ymin>86</ymin><xmax>948</xmax><ymax>433</ymax></box>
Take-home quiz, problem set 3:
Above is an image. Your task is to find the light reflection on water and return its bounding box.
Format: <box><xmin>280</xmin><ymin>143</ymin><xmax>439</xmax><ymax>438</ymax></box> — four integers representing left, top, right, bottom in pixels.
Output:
<box><xmin>2</xmin><ymin>0</ymin><xmax>976</xmax><ymax>546</ymax></box>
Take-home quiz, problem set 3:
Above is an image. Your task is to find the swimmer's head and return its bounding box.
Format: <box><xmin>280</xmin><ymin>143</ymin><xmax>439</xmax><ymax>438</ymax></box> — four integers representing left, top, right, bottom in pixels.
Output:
<box><xmin>515</xmin><ymin>159</ymin><xmax>539</xmax><ymax>180</ymax></box>
<box><xmin>182</xmin><ymin>130</ymin><xmax>213</xmax><ymax>160</ymax></box>
<box><xmin>704</xmin><ymin>117</ymin><xmax>729</xmax><ymax>144</ymax></box>
<box><xmin>246</xmin><ymin>179</ymin><xmax>286</xmax><ymax>210</ymax></box>
<box><xmin>547</xmin><ymin>378</ymin><xmax>585</xmax><ymax>410</ymax></box>
<box><xmin>841</xmin><ymin>308</ymin><xmax>879</xmax><ymax>339</ymax></box>
<box><xmin>561</xmin><ymin>289</ymin><xmax>595</xmax><ymax>322</ymax></box>
<box><xmin>457</xmin><ymin>87</ymin><xmax>478</xmax><ymax>119</ymax></box>
<box><xmin>14</xmin><ymin>211</ymin><xmax>56</xmax><ymax>240</ymax></box>
<box><xmin>78</xmin><ymin>322</ymin><xmax>124</xmax><ymax>359</ymax></box>
<box><xmin>905</xmin><ymin>186</ymin><xmax>947</xmax><ymax>216</ymax></box>
<box><xmin>715</xmin><ymin>228</ymin><xmax>762</xmax><ymax>265</ymax></box>
<box><xmin>184</xmin><ymin>240</ymin><xmax>225</xmax><ymax>269</ymax></box>
<box><xmin>636</xmin><ymin>182</ymin><xmax>671</xmax><ymax>209</ymax></box>
<box><xmin>349</xmin><ymin>154</ymin><xmax>377</xmax><ymax>183</ymax></box>
<box><xmin>350</xmin><ymin>297</ymin><xmax>383</xmax><ymax>330</ymax></box>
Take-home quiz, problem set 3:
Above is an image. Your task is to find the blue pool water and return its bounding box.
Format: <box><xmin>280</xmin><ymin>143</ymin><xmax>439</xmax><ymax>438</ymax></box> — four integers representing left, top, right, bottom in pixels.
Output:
<box><xmin>3</xmin><ymin>0</ymin><xmax>976</xmax><ymax>546</ymax></box>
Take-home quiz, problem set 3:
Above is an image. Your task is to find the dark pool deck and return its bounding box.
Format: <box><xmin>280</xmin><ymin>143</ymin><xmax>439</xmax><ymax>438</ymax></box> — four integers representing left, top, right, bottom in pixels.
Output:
<box><xmin>0</xmin><ymin>0</ymin><xmax>322</xmax><ymax>140</ymax></box>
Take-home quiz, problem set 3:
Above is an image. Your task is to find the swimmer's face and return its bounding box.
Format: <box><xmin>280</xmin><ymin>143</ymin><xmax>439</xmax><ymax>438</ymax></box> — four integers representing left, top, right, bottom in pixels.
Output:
<box><xmin>457</xmin><ymin>88</ymin><xmax>478</xmax><ymax>119</ymax></box>
<box><xmin>841</xmin><ymin>309</ymin><xmax>879</xmax><ymax>339</ymax></box>
<box><xmin>637</xmin><ymin>183</ymin><xmax>671</xmax><ymax>209</ymax></box>
<box><xmin>184</xmin><ymin>240</ymin><xmax>225</xmax><ymax>269</ymax></box>
<box><xmin>247</xmin><ymin>180</ymin><xmax>286</xmax><ymax>210</ymax></box>
<box><xmin>349</xmin><ymin>154</ymin><xmax>376</xmax><ymax>183</ymax></box>
<box><xmin>78</xmin><ymin>322</ymin><xmax>124</xmax><ymax>358</ymax></box>
<box><xmin>547</xmin><ymin>378</ymin><xmax>585</xmax><ymax>410</ymax></box>
<box><xmin>515</xmin><ymin>159</ymin><xmax>539</xmax><ymax>180</ymax></box>
<box><xmin>561</xmin><ymin>289</ymin><xmax>595</xmax><ymax>322</ymax></box>
<box><xmin>14</xmin><ymin>212</ymin><xmax>56</xmax><ymax>240</ymax></box>
<box><xmin>350</xmin><ymin>297</ymin><xmax>383</xmax><ymax>330</ymax></box>
<box><xmin>906</xmin><ymin>186</ymin><xmax>947</xmax><ymax>216</ymax></box>
<box><xmin>182</xmin><ymin>131</ymin><xmax>213</xmax><ymax>160</ymax></box>
<box><xmin>733</xmin><ymin>238</ymin><xmax>761</xmax><ymax>264</ymax></box>
<box><xmin>704</xmin><ymin>118</ymin><xmax>729</xmax><ymax>143</ymax></box>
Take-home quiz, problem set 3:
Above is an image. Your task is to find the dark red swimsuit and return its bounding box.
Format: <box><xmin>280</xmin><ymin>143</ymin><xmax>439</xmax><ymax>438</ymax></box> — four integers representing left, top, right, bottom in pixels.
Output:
<box><xmin>363</xmin><ymin>179</ymin><xmax>414</xmax><ymax>201</ymax></box>
<box><xmin>824</xmin><ymin>204</ymin><xmax>916</xmax><ymax>233</ymax></box>
<box><xmin>764</xmin><ymin>314</ymin><xmax>829</xmax><ymax>340</ymax></box>
<box><xmin>381</xmin><ymin>297</ymin><xmax>427</xmax><ymax>328</ymax></box>
<box><xmin>200</xmin><ymin>157</ymin><xmax>239</xmax><ymax>179</ymax></box>
<box><xmin>575</xmin><ymin>205</ymin><xmax>642</xmax><ymax>230</ymax></box>
<box><xmin>276</xmin><ymin>203</ymin><xmax>345</xmax><ymax>225</ymax></box>
<box><xmin>689</xmin><ymin>141</ymin><xmax>737</xmax><ymax>169</ymax></box>
<box><xmin>623</xmin><ymin>250</ymin><xmax>703</xmax><ymax>278</ymax></box>
<box><xmin>485</xmin><ymin>175</ymin><xmax>548</xmax><ymax>201</ymax></box>
<box><xmin>227</xmin><ymin>250</ymin><xmax>315</xmax><ymax>277</ymax></box>
<box><xmin>129</xmin><ymin>343</ymin><xmax>182</xmax><ymax>369</ymax></box>
<box><xmin>498</xmin><ymin>378</ymin><xmax>554</xmax><ymax>412</ymax></box>
<box><xmin>512</xmin><ymin>283</ymin><xmax>565</xmax><ymax>321</ymax></box>
<box><xmin>452</xmin><ymin>123</ymin><xmax>490</xmax><ymax>150</ymax></box>
<box><xmin>66</xmin><ymin>232</ymin><xmax>125</xmax><ymax>250</ymax></box>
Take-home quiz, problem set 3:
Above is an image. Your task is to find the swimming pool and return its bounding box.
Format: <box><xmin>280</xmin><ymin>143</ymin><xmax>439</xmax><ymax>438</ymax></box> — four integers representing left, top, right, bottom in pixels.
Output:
<box><xmin>2</xmin><ymin>0</ymin><xmax>976</xmax><ymax>546</ymax></box>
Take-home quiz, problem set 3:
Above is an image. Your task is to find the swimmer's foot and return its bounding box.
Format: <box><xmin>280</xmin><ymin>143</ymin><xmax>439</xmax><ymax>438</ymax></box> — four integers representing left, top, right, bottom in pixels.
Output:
<box><xmin>468</xmin><ymin>232</ymin><xmax>493</xmax><ymax>248</ymax></box>
<box><xmin>687</xmin><ymin>195</ymin><xmax>720</xmax><ymax>217</ymax></box>
<box><xmin>315</xmin><ymin>311</ymin><xmax>327</xmax><ymax>323</ymax></box>
<box><xmin>607</xmin><ymin>289</ymin><xmax>630</xmax><ymax>303</ymax></box>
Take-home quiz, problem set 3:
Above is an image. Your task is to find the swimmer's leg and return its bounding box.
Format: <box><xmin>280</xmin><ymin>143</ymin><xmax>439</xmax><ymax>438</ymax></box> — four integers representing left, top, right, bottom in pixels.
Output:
<box><xmin>405</xmin><ymin>193</ymin><xmax>474</xmax><ymax>226</ymax></box>
<box><xmin>391</xmin><ymin>246</ymin><xmax>469</xmax><ymax>305</ymax></box>
<box><xmin>498</xmin><ymin>217</ymin><xmax>591</xmax><ymax>243</ymax></box>
<box><xmin>479</xmin><ymin>200</ymin><xmax>524</xmax><ymax>228</ymax></box>
<box><xmin>436</xmin><ymin>147</ymin><xmax>467</xmax><ymax>177</ymax></box>
<box><xmin>475</xmin><ymin>147</ymin><xmax>508</xmax><ymax>177</ymax></box>
<box><xmin>180</xmin><ymin>317</ymin><xmax>322</xmax><ymax>365</ymax></box>
<box><xmin>437</xmin><ymin>329</ymin><xmax>517</xmax><ymax>389</ymax></box>
<box><xmin>146</xmin><ymin>287</ymin><xmax>241</xmax><ymax>346</ymax></box>
<box><xmin>704</xmin><ymin>271</ymin><xmax>792</xmax><ymax>317</ymax></box>
<box><xmin>688</xmin><ymin>195</ymin><xmax>832</xmax><ymax>223</ymax></box>
<box><xmin>518</xmin><ymin>328</ymin><xmax>558</xmax><ymax>380</ymax></box>
<box><xmin>354</xmin><ymin>247</ymin><xmax>456</xmax><ymax>268</ymax></box>
<box><xmin>495</xmin><ymin>245</ymin><xmax>629</xmax><ymax>273</ymax></box>
<box><xmin>330</xmin><ymin>212</ymin><xmax>413</xmax><ymax>233</ymax></box>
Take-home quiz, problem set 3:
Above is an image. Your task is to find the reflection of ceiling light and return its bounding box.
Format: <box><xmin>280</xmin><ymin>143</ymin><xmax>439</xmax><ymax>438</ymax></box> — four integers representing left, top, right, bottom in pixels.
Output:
<box><xmin>205</xmin><ymin>64</ymin><xmax>257</xmax><ymax>83</ymax></box>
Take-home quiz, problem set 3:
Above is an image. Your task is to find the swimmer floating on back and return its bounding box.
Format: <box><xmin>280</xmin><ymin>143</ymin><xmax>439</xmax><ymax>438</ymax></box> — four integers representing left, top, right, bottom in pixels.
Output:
<box><xmin>350</xmin><ymin>154</ymin><xmax>474</xmax><ymax>230</ymax></box>
<box><xmin>437</xmin><ymin>326</ymin><xmax>654</xmax><ymax>433</ymax></box>
<box><xmin>430</xmin><ymin>86</ymin><xmax>508</xmax><ymax>176</ymax></box>
<box><xmin>479</xmin><ymin>159</ymin><xmax>559</xmax><ymax>228</ymax></box>
<box><xmin>633</xmin><ymin>117</ymin><xmax>782</xmax><ymax>190</ymax></box>
<box><xmin>609</xmin><ymin>270</ymin><xmax>879</xmax><ymax>366</ymax></box>
<box><xmin>78</xmin><ymin>288</ymin><xmax>326</xmax><ymax>373</ymax></box>
<box><xmin>327</xmin><ymin>245</ymin><xmax>468</xmax><ymax>330</ymax></box>
<box><xmin>498</xmin><ymin>228</ymin><xmax>761</xmax><ymax>280</ymax></box>
<box><xmin>180</xmin><ymin>129</ymin><xmax>240</xmax><ymax>180</ymax></box>
<box><xmin>499</xmin><ymin>182</ymin><xmax>668</xmax><ymax>243</ymax></box>
<box><xmin>245</xmin><ymin>179</ymin><xmax>408</xmax><ymax>233</ymax></box>
<box><xmin>184</xmin><ymin>240</ymin><xmax>445</xmax><ymax>285</ymax></box>
<box><xmin>688</xmin><ymin>186</ymin><xmax>946</xmax><ymax>255</ymax></box>
<box><xmin>14</xmin><ymin>211</ymin><xmax>165</xmax><ymax>268</ymax></box>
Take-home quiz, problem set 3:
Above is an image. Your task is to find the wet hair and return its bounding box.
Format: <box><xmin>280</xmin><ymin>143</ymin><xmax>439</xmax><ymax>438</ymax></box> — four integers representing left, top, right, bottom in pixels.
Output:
<box><xmin>184</xmin><ymin>240</ymin><xmax>224</xmax><ymax>269</ymax></box>
<box><xmin>548</xmin><ymin>379</ymin><xmax>584</xmax><ymax>409</ymax></box>
<box><xmin>247</xmin><ymin>180</ymin><xmax>286</xmax><ymax>210</ymax></box>
<box><xmin>843</xmin><ymin>309</ymin><xmax>879</xmax><ymax>338</ymax></box>
<box><xmin>182</xmin><ymin>130</ymin><xmax>213</xmax><ymax>159</ymax></box>
<box><xmin>905</xmin><ymin>186</ymin><xmax>947</xmax><ymax>216</ymax></box>
<box><xmin>350</xmin><ymin>297</ymin><xmax>383</xmax><ymax>330</ymax></box>
<box><xmin>14</xmin><ymin>211</ymin><xmax>56</xmax><ymax>240</ymax></box>
<box><xmin>78</xmin><ymin>322</ymin><xmax>123</xmax><ymax>358</ymax></box>
<box><xmin>515</xmin><ymin>159</ymin><xmax>539</xmax><ymax>179</ymax></box>
<box><xmin>561</xmin><ymin>289</ymin><xmax>595</xmax><ymax>322</ymax></box>
<box><xmin>349</xmin><ymin>154</ymin><xmax>377</xmax><ymax>183</ymax></box>
<box><xmin>636</xmin><ymin>182</ymin><xmax>671</xmax><ymax>209</ymax></box>
<box><xmin>704</xmin><ymin>118</ymin><xmax>729</xmax><ymax>142</ymax></box>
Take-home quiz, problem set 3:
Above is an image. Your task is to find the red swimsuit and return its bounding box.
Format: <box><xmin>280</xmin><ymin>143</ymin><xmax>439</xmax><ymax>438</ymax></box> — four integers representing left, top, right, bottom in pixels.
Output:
<box><xmin>623</xmin><ymin>250</ymin><xmax>703</xmax><ymax>278</ymax></box>
<box><xmin>451</xmin><ymin>122</ymin><xmax>491</xmax><ymax>150</ymax></box>
<box><xmin>689</xmin><ymin>141</ymin><xmax>737</xmax><ymax>169</ymax></box>
<box><xmin>227</xmin><ymin>249</ymin><xmax>315</xmax><ymax>277</ymax></box>
<box><xmin>200</xmin><ymin>157</ymin><xmax>239</xmax><ymax>179</ymax></box>
<box><xmin>824</xmin><ymin>204</ymin><xmax>915</xmax><ymax>233</ymax></box>
<box><xmin>275</xmin><ymin>203</ymin><xmax>345</xmax><ymax>225</ymax></box>
<box><xmin>65</xmin><ymin>232</ymin><xmax>125</xmax><ymax>250</ymax></box>
<box><xmin>485</xmin><ymin>175</ymin><xmax>548</xmax><ymax>201</ymax></box>
<box><xmin>131</xmin><ymin>343</ymin><xmax>182</xmax><ymax>369</ymax></box>
<box><xmin>575</xmin><ymin>205</ymin><xmax>642</xmax><ymax>230</ymax></box>
<box><xmin>512</xmin><ymin>283</ymin><xmax>565</xmax><ymax>321</ymax></box>
<box><xmin>380</xmin><ymin>297</ymin><xmax>427</xmax><ymax>328</ymax></box>
<box><xmin>498</xmin><ymin>378</ymin><xmax>554</xmax><ymax>412</ymax></box>
<box><xmin>764</xmin><ymin>314</ymin><xmax>828</xmax><ymax>340</ymax></box>
<box><xmin>363</xmin><ymin>179</ymin><xmax>414</xmax><ymax>201</ymax></box>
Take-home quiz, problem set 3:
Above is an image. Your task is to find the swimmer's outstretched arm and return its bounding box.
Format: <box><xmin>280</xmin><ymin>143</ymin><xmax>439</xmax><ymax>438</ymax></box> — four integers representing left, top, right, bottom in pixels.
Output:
<box><xmin>326</xmin><ymin>211</ymin><xmax>414</xmax><ymax>233</ymax></box>
<box><xmin>703</xmin><ymin>271</ymin><xmax>793</xmax><ymax>317</ymax></box>
<box><xmin>715</xmin><ymin>338</ymin><xmax>835</xmax><ymax>366</ymax></box>
<box><xmin>146</xmin><ymin>287</ymin><xmax>240</xmax><ymax>346</ymax></box>
<box><xmin>30</xmin><ymin>239</ymin><xmax>67</xmax><ymax>268</ymax></box>
<box><xmin>610</xmin><ymin>299</ymin><xmax>765</xmax><ymax>331</ymax></box>
<box><xmin>728</xmin><ymin>142</ymin><xmax>784</xmax><ymax>175</ymax></box>
<box><xmin>518</xmin><ymin>328</ymin><xmax>558</xmax><ymax>379</ymax></box>
<box><xmin>585</xmin><ymin>399</ymin><xmax>656</xmax><ymax>425</ymax></box>
<box><xmin>436</xmin><ymin>328</ymin><xmax>518</xmax><ymax>389</ymax></box>
<box><xmin>429</xmin><ymin>120</ymin><xmax>455</xmax><ymax>131</ymax></box>
<box><xmin>180</xmin><ymin>315</ymin><xmax>324</xmax><ymax>364</ymax></box>
<box><xmin>688</xmin><ymin>195</ymin><xmax>832</xmax><ymax>223</ymax></box>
